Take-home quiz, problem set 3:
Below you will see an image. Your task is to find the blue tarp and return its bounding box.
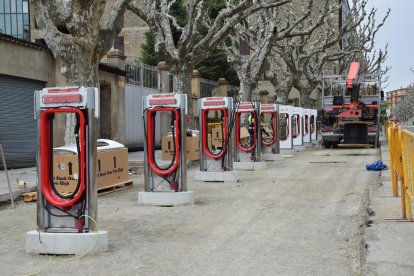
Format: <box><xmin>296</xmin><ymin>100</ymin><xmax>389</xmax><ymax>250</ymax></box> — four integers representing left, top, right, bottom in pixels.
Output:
<box><xmin>366</xmin><ymin>160</ymin><xmax>387</xmax><ymax>171</ymax></box>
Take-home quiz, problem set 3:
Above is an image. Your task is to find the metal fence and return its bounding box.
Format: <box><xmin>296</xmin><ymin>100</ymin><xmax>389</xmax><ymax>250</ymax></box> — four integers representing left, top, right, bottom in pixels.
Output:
<box><xmin>227</xmin><ymin>85</ymin><xmax>240</xmax><ymax>99</ymax></box>
<box><xmin>200</xmin><ymin>78</ymin><xmax>218</xmax><ymax>98</ymax></box>
<box><xmin>388</xmin><ymin>121</ymin><xmax>414</xmax><ymax>220</ymax></box>
<box><xmin>125</xmin><ymin>63</ymin><xmax>161</xmax><ymax>149</ymax></box>
<box><xmin>125</xmin><ymin>63</ymin><xmax>159</xmax><ymax>89</ymax></box>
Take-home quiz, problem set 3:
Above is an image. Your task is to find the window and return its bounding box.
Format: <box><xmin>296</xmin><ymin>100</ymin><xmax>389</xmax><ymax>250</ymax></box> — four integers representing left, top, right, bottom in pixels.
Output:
<box><xmin>0</xmin><ymin>0</ymin><xmax>30</xmax><ymax>40</ymax></box>
<box><xmin>239</xmin><ymin>38</ymin><xmax>250</xmax><ymax>56</ymax></box>
<box><xmin>114</xmin><ymin>36</ymin><xmax>124</xmax><ymax>54</ymax></box>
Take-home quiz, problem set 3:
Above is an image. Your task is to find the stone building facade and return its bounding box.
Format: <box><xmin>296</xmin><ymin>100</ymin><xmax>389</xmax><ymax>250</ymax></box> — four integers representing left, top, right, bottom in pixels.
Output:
<box><xmin>387</xmin><ymin>87</ymin><xmax>412</xmax><ymax>109</ymax></box>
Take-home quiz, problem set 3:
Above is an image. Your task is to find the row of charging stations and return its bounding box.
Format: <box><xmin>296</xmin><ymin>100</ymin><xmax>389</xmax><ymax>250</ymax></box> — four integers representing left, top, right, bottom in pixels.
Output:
<box><xmin>278</xmin><ymin>105</ymin><xmax>318</xmax><ymax>149</ymax></box>
<box><xmin>27</xmin><ymin>86</ymin><xmax>319</xmax><ymax>254</ymax></box>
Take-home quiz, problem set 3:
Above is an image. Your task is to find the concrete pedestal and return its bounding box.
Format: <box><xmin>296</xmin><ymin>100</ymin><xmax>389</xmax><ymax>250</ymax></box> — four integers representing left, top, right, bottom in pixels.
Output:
<box><xmin>194</xmin><ymin>171</ymin><xmax>239</xmax><ymax>182</ymax></box>
<box><xmin>263</xmin><ymin>153</ymin><xmax>284</xmax><ymax>161</ymax></box>
<box><xmin>138</xmin><ymin>191</ymin><xmax>195</xmax><ymax>206</ymax></box>
<box><xmin>280</xmin><ymin>148</ymin><xmax>296</xmax><ymax>156</ymax></box>
<box><xmin>26</xmin><ymin>230</ymin><xmax>108</xmax><ymax>255</ymax></box>
<box><xmin>233</xmin><ymin>162</ymin><xmax>266</xmax><ymax>171</ymax></box>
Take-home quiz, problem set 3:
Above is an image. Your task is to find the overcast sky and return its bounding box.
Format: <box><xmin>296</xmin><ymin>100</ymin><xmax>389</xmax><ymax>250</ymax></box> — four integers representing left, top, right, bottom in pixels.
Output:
<box><xmin>365</xmin><ymin>1</ymin><xmax>414</xmax><ymax>92</ymax></box>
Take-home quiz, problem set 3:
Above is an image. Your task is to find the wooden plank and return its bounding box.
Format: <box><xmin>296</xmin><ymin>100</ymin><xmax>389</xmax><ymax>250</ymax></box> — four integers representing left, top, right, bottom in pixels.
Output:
<box><xmin>23</xmin><ymin>192</ymin><xmax>37</xmax><ymax>203</ymax></box>
<box><xmin>338</xmin><ymin>144</ymin><xmax>373</xmax><ymax>148</ymax></box>
<box><xmin>98</xmin><ymin>180</ymin><xmax>134</xmax><ymax>196</ymax></box>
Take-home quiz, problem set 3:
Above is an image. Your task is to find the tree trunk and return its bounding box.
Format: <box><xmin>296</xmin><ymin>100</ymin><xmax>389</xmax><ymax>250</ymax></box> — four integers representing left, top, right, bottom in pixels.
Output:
<box><xmin>300</xmin><ymin>91</ymin><xmax>312</xmax><ymax>108</ymax></box>
<box><xmin>173</xmin><ymin>72</ymin><xmax>193</xmax><ymax>128</ymax></box>
<box><xmin>239</xmin><ymin>81</ymin><xmax>254</xmax><ymax>102</ymax></box>
<box><xmin>63</xmin><ymin>55</ymin><xmax>99</xmax><ymax>145</ymax></box>
<box><xmin>276</xmin><ymin>91</ymin><xmax>289</xmax><ymax>105</ymax></box>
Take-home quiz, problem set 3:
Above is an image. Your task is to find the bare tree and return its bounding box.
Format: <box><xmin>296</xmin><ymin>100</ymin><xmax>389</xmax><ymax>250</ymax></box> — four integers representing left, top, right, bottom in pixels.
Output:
<box><xmin>394</xmin><ymin>69</ymin><xmax>414</xmax><ymax>124</ymax></box>
<box><xmin>127</xmin><ymin>0</ymin><xmax>291</xmax><ymax>125</ymax></box>
<box><xmin>267</xmin><ymin>0</ymin><xmax>389</xmax><ymax>108</ymax></box>
<box><xmin>32</xmin><ymin>0</ymin><xmax>128</xmax><ymax>144</ymax></box>
<box><xmin>221</xmin><ymin>0</ymin><xmax>333</xmax><ymax>101</ymax></box>
<box><xmin>394</xmin><ymin>86</ymin><xmax>414</xmax><ymax>124</ymax></box>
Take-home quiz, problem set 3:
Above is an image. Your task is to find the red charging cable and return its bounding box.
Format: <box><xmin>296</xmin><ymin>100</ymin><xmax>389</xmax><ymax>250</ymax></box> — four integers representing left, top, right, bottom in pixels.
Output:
<box><xmin>262</xmin><ymin>112</ymin><xmax>277</xmax><ymax>147</ymax></box>
<box><xmin>147</xmin><ymin>107</ymin><xmax>180</xmax><ymax>176</ymax></box>
<box><xmin>235</xmin><ymin>112</ymin><xmax>257</xmax><ymax>153</ymax></box>
<box><xmin>202</xmin><ymin>108</ymin><xmax>228</xmax><ymax>160</ymax></box>
<box><xmin>40</xmin><ymin>108</ymin><xmax>86</xmax><ymax>208</ymax></box>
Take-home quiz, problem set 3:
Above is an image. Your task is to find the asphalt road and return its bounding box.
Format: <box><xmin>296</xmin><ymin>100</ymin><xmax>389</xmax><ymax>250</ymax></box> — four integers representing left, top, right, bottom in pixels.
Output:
<box><xmin>0</xmin><ymin>146</ymin><xmax>380</xmax><ymax>276</ymax></box>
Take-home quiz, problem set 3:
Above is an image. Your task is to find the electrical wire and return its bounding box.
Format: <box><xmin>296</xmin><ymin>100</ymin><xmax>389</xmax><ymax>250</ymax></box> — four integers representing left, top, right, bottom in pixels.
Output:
<box><xmin>221</xmin><ymin>96</ymin><xmax>241</xmax><ymax>169</ymax></box>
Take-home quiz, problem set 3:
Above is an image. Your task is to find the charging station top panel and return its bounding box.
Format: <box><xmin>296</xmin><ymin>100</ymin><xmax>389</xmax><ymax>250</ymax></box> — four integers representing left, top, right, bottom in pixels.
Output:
<box><xmin>143</xmin><ymin>93</ymin><xmax>187</xmax><ymax>112</ymax></box>
<box><xmin>35</xmin><ymin>86</ymin><xmax>99</xmax><ymax>118</ymax></box>
<box><xmin>200</xmin><ymin>97</ymin><xmax>232</xmax><ymax>109</ymax></box>
<box><xmin>279</xmin><ymin>105</ymin><xmax>292</xmax><ymax>114</ymax></box>
<box><xmin>238</xmin><ymin>102</ymin><xmax>256</xmax><ymax>112</ymax></box>
<box><xmin>260</xmin><ymin>104</ymin><xmax>277</xmax><ymax>113</ymax></box>
<box><xmin>292</xmin><ymin>107</ymin><xmax>303</xmax><ymax>115</ymax></box>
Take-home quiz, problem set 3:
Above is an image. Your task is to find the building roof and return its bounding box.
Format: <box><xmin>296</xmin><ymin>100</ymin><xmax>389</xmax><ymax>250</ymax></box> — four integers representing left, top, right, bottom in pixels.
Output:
<box><xmin>0</xmin><ymin>32</ymin><xmax>50</xmax><ymax>52</ymax></box>
<box><xmin>99</xmin><ymin>63</ymin><xmax>126</xmax><ymax>76</ymax></box>
<box><xmin>1</xmin><ymin>32</ymin><xmax>125</xmax><ymax>76</ymax></box>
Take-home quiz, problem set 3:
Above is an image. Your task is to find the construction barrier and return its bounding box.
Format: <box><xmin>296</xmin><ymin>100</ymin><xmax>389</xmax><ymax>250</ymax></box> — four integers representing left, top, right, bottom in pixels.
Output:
<box><xmin>388</xmin><ymin>122</ymin><xmax>414</xmax><ymax>220</ymax></box>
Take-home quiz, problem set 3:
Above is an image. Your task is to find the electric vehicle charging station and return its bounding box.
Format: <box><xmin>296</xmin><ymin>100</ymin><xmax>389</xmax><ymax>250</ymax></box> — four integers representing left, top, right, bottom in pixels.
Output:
<box><xmin>310</xmin><ymin>109</ymin><xmax>318</xmax><ymax>141</ymax></box>
<box><xmin>233</xmin><ymin>102</ymin><xmax>266</xmax><ymax>171</ymax></box>
<box><xmin>279</xmin><ymin>105</ymin><xmax>293</xmax><ymax>150</ymax></box>
<box><xmin>303</xmin><ymin>109</ymin><xmax>311</xmax><ymax>144</ymax></box>
<box><xmin>138</xmin><ymin>93</ymin><xmax>194</xmax><ymax>206</ymax></box>
<box><xmin>194</xmin><ymin>97</ymin><xmax>239</xmax><ymax>182</ymax></box>
<box><xmin>260</xmin><ymin>103</ymin><xmax>282</xmax><ymax>161</ymax></box>
<box><xmin>26</xmin><ymin>86</ymin><xmax>108</xmax><ymax>255</ymax></box>
<box><xmin>292</xmin><ymin>107</ymin><xmax>304</xmax><ymax>147</ymax></box>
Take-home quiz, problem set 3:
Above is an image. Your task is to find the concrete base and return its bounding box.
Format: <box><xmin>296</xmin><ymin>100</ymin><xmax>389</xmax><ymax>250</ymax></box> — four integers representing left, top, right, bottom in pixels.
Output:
<box><xmin>138</xmin><ymin>191</ymin><xmax>195</xmax><ymax>206</ymax></box>
<box><xmin>280</xmin><ymin>148</ymin><xmax>296</xmax><ymax>156</ymax></box>
<box><xmin>26</xmin><ymin>230</ymin><xmax>108</xmax><ymax>255</ymax></box>
<box><xmin>194</xmin><ymin>171</ymin><xmax>239</xmax><ymax>182</ymax></box>
<box><xmin>293</xmin><ymin>145</ymin><xmax>306</xmax><ymax>150</ymax></box>
<box><xmin>263</xmin><ymin>153</ymin><xmax>284</xmax><ymax>161</ymax></box>
<box><xmin>233</xmin><ymin>162</ymin><xmax>266</xmax><ymax>171</ymax></box>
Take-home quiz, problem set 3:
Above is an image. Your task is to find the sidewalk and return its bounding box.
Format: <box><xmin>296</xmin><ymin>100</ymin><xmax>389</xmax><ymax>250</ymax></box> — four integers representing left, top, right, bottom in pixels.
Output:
<box><xmin>364</xmin><ymin>135</ymin><xmax>414</xmax><ymax>275</ymax></box>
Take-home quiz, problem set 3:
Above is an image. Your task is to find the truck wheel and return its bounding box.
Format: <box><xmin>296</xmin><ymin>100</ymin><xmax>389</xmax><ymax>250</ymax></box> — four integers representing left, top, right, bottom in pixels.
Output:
<box><xmin>331</xmin><ymin>143</ymin><xmax>339</xmax><ymax>148</ymax></box>
<box><xmin>323</xmin><ymin>140</ymin><xmax>331</xmax><ymax>148</ymax></box>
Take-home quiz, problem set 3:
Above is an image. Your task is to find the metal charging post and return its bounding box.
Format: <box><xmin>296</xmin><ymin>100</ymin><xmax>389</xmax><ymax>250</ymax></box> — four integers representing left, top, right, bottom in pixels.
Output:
<box><xmin>138</xmin><ymin>93</ymin><xmax>194</xmax><ymax>206</ymax></box>
<box><xmin>303</xmin><ymin>109</ymin><xmax>312</xmax><ymax>144</ymax></box>
<box><xmin>195</xmin><ymin>97</ymin><xmax>239</xmax><ymax>182</ymax></box>
<box><xmin>279</xmin><ymin>105</ymin><xmax>293</xmax><ymax>151</ymax></box>
<box><xmin>260</xmin><ymin>104</ymin><xmax>283</xmax><ymax>161</ymax></box>
<box><xmin>233</xmin><ymin>102</ymin><xmax>266</xmax><ymax>171</ymax></box>
<box><xmin>26</xmin><ymin>86</ymin><xmax>108</xmax><ymax>255</ymax></box>
<box><xmin>311</xmin><ymin>109</ymin><xmax>318</xmax><ymax>142</ymax></box>
<box><xmin>292</xmin><ymin>107</ymin><xmax>304</xmax><ymax>148</ymax></box>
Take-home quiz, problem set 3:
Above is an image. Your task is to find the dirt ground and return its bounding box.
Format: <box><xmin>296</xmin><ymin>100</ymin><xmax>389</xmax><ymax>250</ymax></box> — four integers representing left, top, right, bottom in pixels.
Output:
<box><xmin>0</xmin><ymin>146</ymin><xmax>380</xmax><ymax>276</ymax></box>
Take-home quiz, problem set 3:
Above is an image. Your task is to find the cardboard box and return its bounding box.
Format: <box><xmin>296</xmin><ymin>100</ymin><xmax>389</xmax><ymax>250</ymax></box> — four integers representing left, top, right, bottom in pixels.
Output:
<box><xmin>162</xmin><ymin>135</ymin><xmax>200</xmax><ymax>161</ymax></box>
<box><xmin>261</xmin><ymin>123</ymin><xmax>274</xmax><ymax>140</ymax></box>
<box><xmin>211</xmin><ymin>127</ymin><xmax>224</xmax><ymax>148</ymax></box>
<box><xmin>53</xmin><ymin>152</ymin><xmax>79</xmax><ymax>195</ymax></box>
<box><xmin>240</xmin><ymin>127</ymin><xmax>251</xmax><ymax>147</ymax></box>
<box><xmin>185</xmin><ymin>135</ymin><xmax>200</xmax><ymax>161</ymax></box>
<box><xmin>240</xmin><ymin>127</ymin><xmax>250</xmax><ymax>139</ymax></box>
<box><xmin>96</xmin><ymin>148</ymin><xmax>129</xmax><ymax>190</ymax></box>
<box><xmin>53</xmin><ymin>147</ymin><xmax>130</xmax><ymax>194</ymax></box>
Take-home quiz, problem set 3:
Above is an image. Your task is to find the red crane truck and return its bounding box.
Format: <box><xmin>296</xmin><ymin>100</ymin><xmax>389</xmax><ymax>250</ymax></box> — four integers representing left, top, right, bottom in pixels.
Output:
<box><xmin>320</xmin><ymin>62</ymin><xmax>381</xmax><ymax>148</ymax></box>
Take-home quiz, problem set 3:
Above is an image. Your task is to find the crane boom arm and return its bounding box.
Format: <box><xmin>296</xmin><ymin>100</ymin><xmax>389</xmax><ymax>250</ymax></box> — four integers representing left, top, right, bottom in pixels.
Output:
<box><xmin>346</xmin><ymin>62</ymin><xmax>360</xmax><ymax>89</ymax></box>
